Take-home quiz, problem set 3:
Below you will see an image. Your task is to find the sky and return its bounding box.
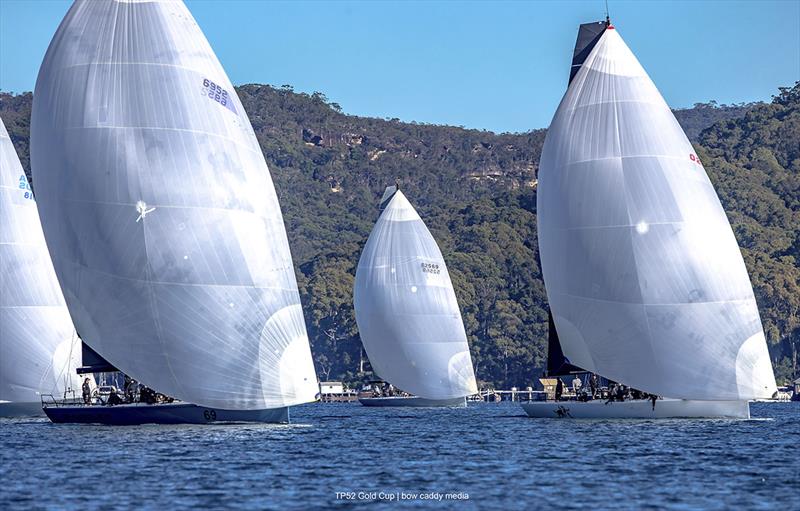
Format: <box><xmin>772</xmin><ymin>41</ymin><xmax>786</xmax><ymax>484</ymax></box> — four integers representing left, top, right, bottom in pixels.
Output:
<box><xmin>0</xmin><ymin>0</ymin><xmax>798</xmax><ymax>133</ymax></box>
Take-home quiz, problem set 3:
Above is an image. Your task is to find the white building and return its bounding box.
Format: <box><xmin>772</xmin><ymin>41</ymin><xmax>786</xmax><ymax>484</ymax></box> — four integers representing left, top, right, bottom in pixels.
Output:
<box><xmin>320</xmin><ymin>382</ymin><xmax>345</xmax><ymax>395</ymax></box>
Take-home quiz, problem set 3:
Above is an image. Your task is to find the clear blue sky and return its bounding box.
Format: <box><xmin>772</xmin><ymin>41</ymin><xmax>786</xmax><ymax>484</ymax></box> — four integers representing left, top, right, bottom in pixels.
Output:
<box><xmin>1</xmin><ymin>0</ymin><xmax>798</xmax><ymax>132</ymax></box>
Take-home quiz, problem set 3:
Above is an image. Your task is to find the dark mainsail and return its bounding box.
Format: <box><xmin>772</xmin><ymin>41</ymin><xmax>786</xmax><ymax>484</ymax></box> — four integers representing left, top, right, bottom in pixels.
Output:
<box><xmin>77</xmin><ymin>340</ymin><xmax>118</xmax><ymax>375</ymax></box>
<box><xmin>569</xmin><ymin>20</ymin><xmax>609</xmax><ymax>84</ymax></box>
<box><xmin>545</xmin><ymin>310</ymin><xmax>585</xmax><ymax>376</ymax></box>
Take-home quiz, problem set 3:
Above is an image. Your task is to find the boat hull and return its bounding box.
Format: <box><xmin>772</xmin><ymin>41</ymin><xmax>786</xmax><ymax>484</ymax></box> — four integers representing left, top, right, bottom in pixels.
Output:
<box><xmin>359</xmin><ymin>396</ymin><xmax>466</xmax><ymax>407</ymax></box>
<box><xmin>0</xmin><ymin>401</ymin><xmax>47</xmax><ymax>418</ymax></box>
<box><xmin>520</xmin><ymin>398</ymin><xmax>750</xmax><ymax>419</ymax></box>
<box><xmin>43</xmin><ymin>403</ymin><xmax>290</xmax><ymax>425</ymax></box>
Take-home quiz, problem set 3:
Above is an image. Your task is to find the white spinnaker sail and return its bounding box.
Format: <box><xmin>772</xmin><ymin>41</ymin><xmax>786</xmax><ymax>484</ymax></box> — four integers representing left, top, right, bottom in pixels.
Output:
<box><xmin>354</xmin><ymin>190</ymin><xmax>478</xmax><ymax>399</ymax></box>
<box><xmin>537</xmin><ymin>26</ymin><xmax>777</xmax><ymax>400</ymax></box>
<box><xmin>0</xmin><ymin>117</ymin><xmax>81</xmax><ymax>404</ymax></box>
<box><xmin>30</xmin><ymin>0</ymin><xmax>318</xmax><ymax>410</ymax></box>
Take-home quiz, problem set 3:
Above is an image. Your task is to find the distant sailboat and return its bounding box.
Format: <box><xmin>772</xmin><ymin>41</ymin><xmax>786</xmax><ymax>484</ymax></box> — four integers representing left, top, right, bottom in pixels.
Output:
<box><xmin>354</xmin><ymin>186</ymin><xmax>478</xmax><ymax>407</ymax></box>
<box><xmin>31</xmin><ymin>0</ymin><xmax>318</xmax><ymax>424</ymax></box>
<box><xmin>0</xmin><ymin>117</ymin><xmax>82</xmax><ymax>417</ymax></box>
<box><xmin>522</xmin><ymin>20</ymin><xmax>777</xmax><ymax>419</ymax></box>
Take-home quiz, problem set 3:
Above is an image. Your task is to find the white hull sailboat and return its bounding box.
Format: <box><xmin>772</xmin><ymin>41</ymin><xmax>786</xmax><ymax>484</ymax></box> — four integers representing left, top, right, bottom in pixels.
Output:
<box><xmin>521</xmin><ymin>399</ymin><xmax>750</xmax><ymax>419</ymax></box>
<box><xmin>358</xmin><ymin>396</ymin><xmax>466</xmax><ymax>408</ymax></box>
<box><xmin>525</xmin><ymin>19</ymin><xmax>777</xmax><ymax>419</ymax></box>
<box><xmin>353</xmin><ymin>186</ymin><xmax>478</xmax><ymax>408</ymax></box>
<box><xmin>0</xmin><ymin>117</ymin><xmax>83</xmax><ymax>418</ymax></box>
<box><xmin>31</xmin><ymin>0</ymin><xmax>318</xmax><ymax>424</ymax></box>
<box><xmin>0</xmin><ymin>401</ymin><xmax>49</xmax><ymax>418</ymax></box>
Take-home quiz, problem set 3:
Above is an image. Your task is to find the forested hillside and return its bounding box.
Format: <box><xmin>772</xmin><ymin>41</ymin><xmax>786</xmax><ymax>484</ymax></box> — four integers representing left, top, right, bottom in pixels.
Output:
<box><xmin>673</xmin><ymin>101</ymin><xmax>758</xmax><ymax>141</ymax></box>
<box><xmin>697</xmin><ymin>84</ymin><xmax>800</xmax><ymax>383</ymax></box>
<box><xmin>1</xmin><ymin>82</ymin><xmax>797</xmax><ymax>388</ymax></box>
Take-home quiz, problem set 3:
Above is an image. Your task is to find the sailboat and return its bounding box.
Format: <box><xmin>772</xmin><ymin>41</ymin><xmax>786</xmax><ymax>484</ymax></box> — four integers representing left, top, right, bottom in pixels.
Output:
<box><xmin>0</xmin><ymin>117</ymin><xmax>83</xmax><ymax>417</ymax></box>
<box><xmin>521</xmin><ymin>19</ymin><xmax>777</xmax><ymax>419</ymax></box>
<box><xmin>30</xmin><ymin>0</ymin><xmax>318</xmax><ymax>424</ymax></box>
<box><xmin>354</xmin><ymin>186</ymin><xmax>478</xmax><ymax>407</ymax></box>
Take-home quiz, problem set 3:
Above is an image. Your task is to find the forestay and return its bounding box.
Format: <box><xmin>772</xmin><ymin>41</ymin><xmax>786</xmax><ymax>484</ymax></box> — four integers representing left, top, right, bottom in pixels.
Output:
<box><xmin>537</xmin><ymin>25</ymin><xmax>777</xmax><ymax>400</ymax></box>
<box><xmin>354</xmin><ymin>189</ymin><xmax>477</xmax><ymax>399</ymax></box>
<box><xmin>1</xmin><ymin>117</ymin><xmax>81</xmax><ymax>404</ymax></box>
<box><xmin>31</xmin><ymin>0</ymin><xmax>318</xmax><ymax>410</ymax></box>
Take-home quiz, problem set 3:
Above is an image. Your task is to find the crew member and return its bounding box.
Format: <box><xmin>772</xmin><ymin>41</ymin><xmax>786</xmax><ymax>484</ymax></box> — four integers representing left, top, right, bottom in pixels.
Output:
<box><xmin>125</xmin><ymin>377</ymin><xmax>137</xmax><ymax>402</ymax></box>
<box><xmin>106</xmin><ymin>388</ymin><xmax>124</xmax><ymax>406</ymax></box>
<box><xmin>555</xmin><ymin>378</ymin><xmax>564</xmax><ymax>401</ymax></box>
<box><xmin>572</xmin><ymin>375</ymin><xmax>582</xmax><ymax>394</ymax></box>
<box><xmin>606</xmin><ymin>383</ymin><xmax>616</xmax><ymax>403</ymax></box>
<box><xmin>82</xmin><ymin>377</ymin><xmax>92</xmax><ymax>405</ymax></box>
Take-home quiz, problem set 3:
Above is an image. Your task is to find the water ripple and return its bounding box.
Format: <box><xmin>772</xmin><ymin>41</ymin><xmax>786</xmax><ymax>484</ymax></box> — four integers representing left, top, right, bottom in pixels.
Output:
<box><xmin>1</xmin><ymin>402</ymin><xmax>797</xmax><ymax>509</ymax></box>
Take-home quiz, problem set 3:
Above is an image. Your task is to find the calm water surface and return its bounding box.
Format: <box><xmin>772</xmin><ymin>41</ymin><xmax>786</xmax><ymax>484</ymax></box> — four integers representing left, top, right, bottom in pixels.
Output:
<box><xmin>1</xmin><ymin>402</ymin><xmax>798</xmax><ymax>510</ymax></box>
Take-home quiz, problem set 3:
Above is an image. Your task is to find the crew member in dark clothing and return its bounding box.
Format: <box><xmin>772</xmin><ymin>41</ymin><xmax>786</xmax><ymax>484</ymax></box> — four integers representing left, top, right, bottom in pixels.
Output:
<box><xmin>106</xmin><ymin>388</ymin><xmax>124</xmax><ymax>406</ymax></box>
<box><xmin>140</xmin><ymin>386</ymin><xmax>157</xmax><ymax>404</ymax></box>
<box><xmin>125</xmin><ymin>377</ymin><xmax>137</xmax><ymax>403</ymax></box>
<box><xmin>606</xmin><ymin>383</ymin><xmax>615</xmax><ymax>403</ymax></box>
<box><xmin>82</xmin><ymin>378</ymin><xmax>92</xmax><ymax>405</ymax></box>
<box><xmin>589</xmin><ymin>374</ymin><xmax>598</xmax><ymax>399</ymax></box>
<box><xmin>555</xmin><ymin>378</ymin><xmax>564</xmax><ymax>401</ymax></box>
<box><xmin>650</xmin><ymin>394</ymin><xmax>658</xmax><ymax>411</ymax></box>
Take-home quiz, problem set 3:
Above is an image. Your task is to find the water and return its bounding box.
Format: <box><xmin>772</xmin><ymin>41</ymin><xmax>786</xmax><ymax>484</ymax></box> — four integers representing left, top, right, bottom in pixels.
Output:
<box><xmin>2</xmin><ymin>402</ymin><xmax>798</xmax><ymax>510</ymax></box>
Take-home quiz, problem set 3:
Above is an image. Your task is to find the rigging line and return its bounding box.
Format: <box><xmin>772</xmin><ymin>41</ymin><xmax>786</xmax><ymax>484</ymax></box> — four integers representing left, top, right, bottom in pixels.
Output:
<box><xmin>45</xmin><ymin>328</ymin><xmax>76</xmax><ymax>399</ymax></box>
<box><xmin>63</xmin><ymin>331</ymin><xmax>76</xmax><ymax>397</ymax></box>
<box><xmin>65</xmin><ymin>330</ymin><xmax>79</xmax><ymax>397</ymax></box>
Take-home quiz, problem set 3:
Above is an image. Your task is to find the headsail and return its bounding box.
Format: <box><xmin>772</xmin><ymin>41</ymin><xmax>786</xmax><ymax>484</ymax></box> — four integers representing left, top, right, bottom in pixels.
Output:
<box><xmin>354</xmin><ymin>188</ymin><xmax>478</xmax><ymax>399</ymax></box>
<box><xmin>31</xmin><ymin>0</ymin><xmax>318</xmax><ymax>410</ymax></box>
<box><xmin>537</xmin><ymin>23</ymin><xmax>777</xmax><ymax>400</ymax></box>
<box><xmin>0</xmin><ymin>117</ymin><xmax>81</xmax><ymax>404</ymax></box>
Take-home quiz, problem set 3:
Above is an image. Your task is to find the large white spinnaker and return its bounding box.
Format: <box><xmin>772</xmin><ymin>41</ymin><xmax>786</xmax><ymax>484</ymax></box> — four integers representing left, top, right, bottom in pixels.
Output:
<box><xmin>537</xmin><ymin>24</ymin><xmax>777</xmax><ymax>401</ymax></box>
<box><xmin>0</xmin><ymin>117</ymin><xmax>81</xmax><ymax>406</ymax></box>
<box><xmin>354</xmin><ymin>188</ymin><xmax>478</xmax><ymax>399</ymax></box>
<box><xmin>30</xmin><ymin>0</ymin><xmax>318</xmax><ymax>410</ymax></box>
